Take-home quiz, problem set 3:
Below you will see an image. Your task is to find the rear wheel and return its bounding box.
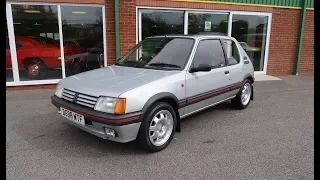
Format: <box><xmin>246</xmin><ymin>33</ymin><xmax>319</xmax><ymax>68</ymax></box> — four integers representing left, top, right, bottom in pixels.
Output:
<box><xmin>25</xmin><ymin>58</ymin><xmax>48</xmax><ymax>79</ymax></box>
<box><xmin>231</xmin><ymin>79</ymin><xmax>252</xmax><ymax>109</ymax></box>
<box><xmin>138</xmin><ymin>102</ymin><xmax>177</xmax><ymax>152</ymax></box>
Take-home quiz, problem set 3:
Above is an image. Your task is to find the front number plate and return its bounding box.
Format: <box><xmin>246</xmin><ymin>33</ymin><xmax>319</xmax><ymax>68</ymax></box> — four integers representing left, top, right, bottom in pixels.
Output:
<box><xmin>60</xmin><ymin>107</ymin><xmax>85</xmax><ymax>126</ymax></box>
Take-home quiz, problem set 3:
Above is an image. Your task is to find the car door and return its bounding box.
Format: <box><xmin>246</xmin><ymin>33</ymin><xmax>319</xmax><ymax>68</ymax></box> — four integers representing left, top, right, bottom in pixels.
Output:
<box><xmin>184</xmin><ymin>39</ymin><xmax>232</xmax><ymax>116</ymax></box>
<box><xmin>221</xmin><ymin>39</ymin><xmax>244</xmax><ymax>97</ymax></box>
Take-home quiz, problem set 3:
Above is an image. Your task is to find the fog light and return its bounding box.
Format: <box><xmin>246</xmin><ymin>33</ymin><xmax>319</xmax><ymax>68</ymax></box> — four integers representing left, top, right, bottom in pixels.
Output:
<box><xmin>104</xmin><ymin>128</ymin><xmax>116</xmax><ymax>137</ymax></box>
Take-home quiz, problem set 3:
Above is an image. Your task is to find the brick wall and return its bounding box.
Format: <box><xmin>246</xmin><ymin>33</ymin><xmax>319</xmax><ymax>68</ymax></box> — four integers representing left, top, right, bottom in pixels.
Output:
<box><xmin>267</xmin><ymin>8</ymin><xmax>301</xmax><ymax>75</ymax></box>
<box><xmin>119</xmin><ymin>0</ymin><xmax>137</xmax><ymax>57</ymax></box>
<box><xmin>105</xmin><ymin>0</ymin><xmax>116</xmax><ymax>65</ymax></box>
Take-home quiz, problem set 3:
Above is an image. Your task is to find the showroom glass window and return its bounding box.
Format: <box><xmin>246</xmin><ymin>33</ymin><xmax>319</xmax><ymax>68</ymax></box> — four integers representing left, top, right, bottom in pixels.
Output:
<box><xmin>11</xmin><ymin>5</ymin><xmax>62</xmax><ymax>81</ymax></box>
<box><xmin>231</xmin><ymin>15</ymin><xmax>268</xmax><ymax>71</ymax></box>
<box><xmin>188</xmin><ymin>12</ymin><xmax>228</xmax><ymax>35</ymax></box>
<box><xmin>141</xmin><ymin>10</ymin><xmax>184</xmax><ymax>40</ymax></box>
<box><xmin>61</xmin><ymin>6</ymin><xmax>105</xmax><ymax>77</ymax></box>
<box><xmin>6</xmin><ymin>19</ymin><xmax>13</xmax><ymax>82</ymax></box>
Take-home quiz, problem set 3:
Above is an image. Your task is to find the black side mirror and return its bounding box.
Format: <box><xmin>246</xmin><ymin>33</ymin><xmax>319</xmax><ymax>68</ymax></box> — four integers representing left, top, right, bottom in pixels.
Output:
<box><xmin>190</xmin><ymin>64</ymin><xmax>211</xmax><ymax>73</ymax></box>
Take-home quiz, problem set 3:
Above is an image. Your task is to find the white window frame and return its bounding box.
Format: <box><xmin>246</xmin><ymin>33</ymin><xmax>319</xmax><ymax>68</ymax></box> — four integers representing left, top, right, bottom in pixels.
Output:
<box><xmin>229</xmin><ymin>11</ymin><xmax>272</xmax><ymax>75</ymax></box>
<box><xmin>6</xmin><ymin>1</ymin><xmax>107</xmax><ymax>86</ymax></box>
<box><xmin>136</xmin><ymin>6</ymin><xmax>272</xmax><ymax>74</ymax></box>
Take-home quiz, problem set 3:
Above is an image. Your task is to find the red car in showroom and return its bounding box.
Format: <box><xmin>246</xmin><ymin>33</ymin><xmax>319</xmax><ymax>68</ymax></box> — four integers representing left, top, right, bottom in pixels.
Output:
<box><xmin>6</xmin><ymin>36</ymin><xmax>87</xmax><ymax>79</ymax></box>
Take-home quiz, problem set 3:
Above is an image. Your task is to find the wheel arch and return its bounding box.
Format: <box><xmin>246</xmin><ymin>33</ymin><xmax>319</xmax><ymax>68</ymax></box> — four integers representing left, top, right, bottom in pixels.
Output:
<box><xmin>23</xmin><ymin>57</ymin><xmax>46</xmax><ymax>68</ymax></box>
<box><xmin>243</xmin><ymin>73</ymin><xmax>254</xmax><ymax>84</ymax></box>
<box><xmin>140</xmin><ymin>92</ymin><xmax>181</xmax><ymax>132</ymax></box>
<box><xmin>243</xmin><ymin>74</ymin><xmax>254</xmax><ymax>100</ymax></box>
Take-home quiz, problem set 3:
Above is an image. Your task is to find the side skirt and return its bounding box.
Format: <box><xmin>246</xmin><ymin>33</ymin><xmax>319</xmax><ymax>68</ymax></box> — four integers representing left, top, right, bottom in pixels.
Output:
<box><xmin>180</xmin><ymin>95</ymin><xmax>236</xmax><ymax>119</ymax></box>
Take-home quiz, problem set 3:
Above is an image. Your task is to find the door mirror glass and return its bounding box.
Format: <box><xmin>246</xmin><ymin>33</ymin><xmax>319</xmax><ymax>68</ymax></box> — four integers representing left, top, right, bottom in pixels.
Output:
<box><xmin>190</xmin><ymin>63</ymin><xmax>211</xmax><ymax>73</ymax></box>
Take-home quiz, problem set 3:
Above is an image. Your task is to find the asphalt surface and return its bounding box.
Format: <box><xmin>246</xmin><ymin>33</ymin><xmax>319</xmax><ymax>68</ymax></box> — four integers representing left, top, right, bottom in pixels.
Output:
<box><xmin>6</xmin><ymin>75</ymin><xmax>314</xmax><ymax>180</ymax></box>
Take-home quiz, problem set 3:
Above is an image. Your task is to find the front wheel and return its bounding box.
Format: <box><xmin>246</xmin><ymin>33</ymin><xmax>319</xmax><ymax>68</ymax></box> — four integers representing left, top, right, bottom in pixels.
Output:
<box><xmin>138</xmin><ymin>102</ymin><xmax>177</xmax><ymax>152</ymax></box>
<box><xmin>25</xmin><ymin>58</ymin><xmax>48</xmax><ymax>79</ymax></box>
<box><xmin>231</xmin><ymin>79</ymin><xmax>252</xmax><ymax>109</ymax></box>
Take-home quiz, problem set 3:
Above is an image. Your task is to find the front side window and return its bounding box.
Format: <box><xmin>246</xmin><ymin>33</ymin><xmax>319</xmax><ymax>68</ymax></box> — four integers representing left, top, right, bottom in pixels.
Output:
<box><xmin>116</xmin><ymin>37</ymin><xmax>195</xmax><ymax>70</ymax></box>
<box><xmin>191</xmin><ymin>39</ymin><xmax>226</xmax><ymax>68</ymax></box>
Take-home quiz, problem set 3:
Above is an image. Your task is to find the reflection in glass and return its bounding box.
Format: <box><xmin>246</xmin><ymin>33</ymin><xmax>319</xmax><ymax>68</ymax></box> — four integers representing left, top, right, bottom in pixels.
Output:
<box><xmin>6</xmin><ymin>20</ymin><xmax>14</xmax><ymax>82</ymax></box>
<box><xmin>12</xmin><ymin>5</ymin><xmax>62</xmax><ymax>80</ymax></box>
<box><xmin>231</xmin><ymin>15</ymin><xmax>268</xmax><ymax>71</ymax></box>
<box><xmin>61</xmin><ymin>6</ymin><xmax>104</xmax><ymax>77</ymax></box>
<box><xmin>188</xmin><ymin>13</ymin><xmax>228</xmax><ymax>35</ymax></box>
<box><xmin>141</xmin><ymin>11</ymin><xmax>184</xmax><ymax>40</ymax></box>
<box><xmin>117</xmin><ymin>37</ymin><xmax>194</xmax><ymax>70</ymax></box>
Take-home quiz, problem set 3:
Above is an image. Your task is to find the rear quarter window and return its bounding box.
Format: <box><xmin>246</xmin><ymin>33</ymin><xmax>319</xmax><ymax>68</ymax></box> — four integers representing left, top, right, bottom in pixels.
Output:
<box><xmin>221</xmin><ymin>39</ymin><xmax>240</xmax><ymax>66</ymax></box>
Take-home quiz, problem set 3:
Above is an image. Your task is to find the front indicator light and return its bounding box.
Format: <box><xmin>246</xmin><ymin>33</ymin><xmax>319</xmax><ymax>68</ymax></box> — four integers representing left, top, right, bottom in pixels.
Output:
<box><xmin>114</xmin><ymin>98</ymin><xmax>126</xmax><ymax>115</ymax></box>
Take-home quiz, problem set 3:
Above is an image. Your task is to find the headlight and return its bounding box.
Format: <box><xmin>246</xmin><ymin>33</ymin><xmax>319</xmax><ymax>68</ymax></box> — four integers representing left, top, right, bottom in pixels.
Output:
<box><xmin>94</xmin><ymin>97</ymin><xmax>126</xmax><ymax>114</ymax></box>
<box><xmin>54</xmin><ymin>84</ymin><xmax>63</xmax><ymax>98</ymax></box>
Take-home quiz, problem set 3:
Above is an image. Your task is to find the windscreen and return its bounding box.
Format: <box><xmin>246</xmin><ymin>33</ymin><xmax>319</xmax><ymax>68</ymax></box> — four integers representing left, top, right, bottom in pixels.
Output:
<box><xmin>116</xmin><ymin>37</ymin><xmax>195</xmax><ymax>70</ymax></box>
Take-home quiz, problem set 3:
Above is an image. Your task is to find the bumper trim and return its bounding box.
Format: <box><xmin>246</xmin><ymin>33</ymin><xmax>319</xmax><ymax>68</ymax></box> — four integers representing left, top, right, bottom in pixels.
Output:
<box><xmin>61</xmin><ymin>115</ymin><xmax>141</xmax><ymax>143</ymax></box>
<box><xmin>51</xmin><ymin>95</ymin><xmax>141</xmax><ymax>126</ymax></box>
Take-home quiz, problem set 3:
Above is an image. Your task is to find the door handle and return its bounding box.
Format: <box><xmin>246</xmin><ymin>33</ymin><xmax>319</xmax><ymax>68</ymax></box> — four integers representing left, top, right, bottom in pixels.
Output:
<box><xmin>224</xmin><ymin>71</ymin><xmax>229</xmax><ymax>75</ymax></box>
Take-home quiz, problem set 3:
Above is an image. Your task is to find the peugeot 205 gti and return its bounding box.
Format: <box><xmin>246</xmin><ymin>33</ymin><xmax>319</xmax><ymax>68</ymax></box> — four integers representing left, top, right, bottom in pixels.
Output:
<box><xmin>51</xmin><ymin>35</ymin><xmax>254</xmax><ymax>152</ymax></box>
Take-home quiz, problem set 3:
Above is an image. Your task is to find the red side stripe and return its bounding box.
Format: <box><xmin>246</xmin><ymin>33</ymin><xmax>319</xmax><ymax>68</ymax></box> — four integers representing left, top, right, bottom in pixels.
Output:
<box><xmin>179</xmin><ymin>101</ymin><xmax>186</xmax><ymax>106</ymax></box>
<box><xmin>52</xmin><ymin>100</ymin><xmax>140</xmax><ymax>123</ymax></box>
<box><xmin>187</xmin><ymin>88</ymin><xmax>230</xmax><ymax>103</ymax></box>
<box><xmin>230</xmin><ymin>83</ymin><xmax>243</xmax><ymax>89</ymax></box>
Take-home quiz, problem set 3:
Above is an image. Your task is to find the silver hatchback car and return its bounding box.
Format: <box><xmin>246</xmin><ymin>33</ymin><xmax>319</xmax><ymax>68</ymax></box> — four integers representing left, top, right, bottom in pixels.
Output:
<box><xmin>51</xmin><ymin>35</ymin><xmax>254</xmax><ymax>152</ymax></box>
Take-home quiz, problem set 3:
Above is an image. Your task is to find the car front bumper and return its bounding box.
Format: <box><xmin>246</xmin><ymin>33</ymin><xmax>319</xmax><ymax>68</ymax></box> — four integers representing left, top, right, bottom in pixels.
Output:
<box><xmin>51</xmin><ymin>95</ymin><xmax>142</xmax><ymax>143</ymax></box>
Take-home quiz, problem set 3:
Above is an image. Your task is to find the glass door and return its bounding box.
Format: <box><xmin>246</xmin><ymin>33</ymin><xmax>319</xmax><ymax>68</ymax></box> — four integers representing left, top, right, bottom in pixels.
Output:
<box><xmin>187</xmin><ymin>11</ymin><xmax>229</xmax><ymax>35</ymax></box>
<box><xmin>230</xmin><ymin>12</ymin><xmax>271</xmax><ymax>73</ymax></box>
<box><xmin>60</xmin><ymin>5</ymin><xmax>105</xmax><ymax>77</ymax></box>
<box><xmin>139</xmin><ymin>9</ymin><xmax>184</xmax><ymax>41</ymax></box>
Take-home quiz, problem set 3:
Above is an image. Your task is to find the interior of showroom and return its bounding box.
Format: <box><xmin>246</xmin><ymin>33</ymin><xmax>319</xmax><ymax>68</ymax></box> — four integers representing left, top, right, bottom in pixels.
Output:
<box><xmin>6</xmin><ymin>0</ymin><xmax>314</xmax><ymax>87</ymax></box>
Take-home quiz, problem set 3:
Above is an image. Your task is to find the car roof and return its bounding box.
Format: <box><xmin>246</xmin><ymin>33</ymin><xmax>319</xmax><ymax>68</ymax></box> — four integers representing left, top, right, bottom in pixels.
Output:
<box><xmin>146</xmin><ymin>34</ymin><xmax>235</xmax><ymax>40</ymax></box>
<box><xmin>15</xmin><ymin>36</ymin><xmax>36</xmax><ymax>40</ymax></box>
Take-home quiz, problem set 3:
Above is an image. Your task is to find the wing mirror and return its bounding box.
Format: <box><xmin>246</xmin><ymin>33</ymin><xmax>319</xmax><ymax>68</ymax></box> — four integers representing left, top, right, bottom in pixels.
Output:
<box><xmin>189</xmin><ymin>64</ymin><xmax>211</xmax><ymax>73</ymax></box>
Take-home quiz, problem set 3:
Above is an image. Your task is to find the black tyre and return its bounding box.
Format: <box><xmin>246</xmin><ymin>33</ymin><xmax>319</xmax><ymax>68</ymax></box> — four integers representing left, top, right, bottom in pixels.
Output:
<box><xmin>231</xmin><ymin>79</ymin><xmax>252</xmax><ymax>109</ymax></box>
<box><xmin>138</xmin><ymin>102</ymin><xmax>177</xmax><ymax>152</ymax></box>
<box><xmin>25</xmin><ymin>58</ymin><xmax>48</xmax><ymax>79</ymax></box>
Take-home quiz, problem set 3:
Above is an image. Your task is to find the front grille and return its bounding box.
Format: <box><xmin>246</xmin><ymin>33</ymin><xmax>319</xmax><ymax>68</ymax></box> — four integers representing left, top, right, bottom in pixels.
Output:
<box><xmin>62</xmin><ymin>88</ymin><xmax>98</xmax><ymax>109</ymax></box>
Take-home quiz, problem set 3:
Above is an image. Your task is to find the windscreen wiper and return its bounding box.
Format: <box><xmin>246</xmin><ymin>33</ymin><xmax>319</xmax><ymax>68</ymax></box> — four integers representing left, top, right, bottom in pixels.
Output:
<box><xmin>115</xmin><ymin>61</ymin><xmax>144</xmax><ymax>67</ymax></box>
<box><xmin>148</xmin><ymin>62</ymin><xmax>181</xmax><ymax>68</ymax></box>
